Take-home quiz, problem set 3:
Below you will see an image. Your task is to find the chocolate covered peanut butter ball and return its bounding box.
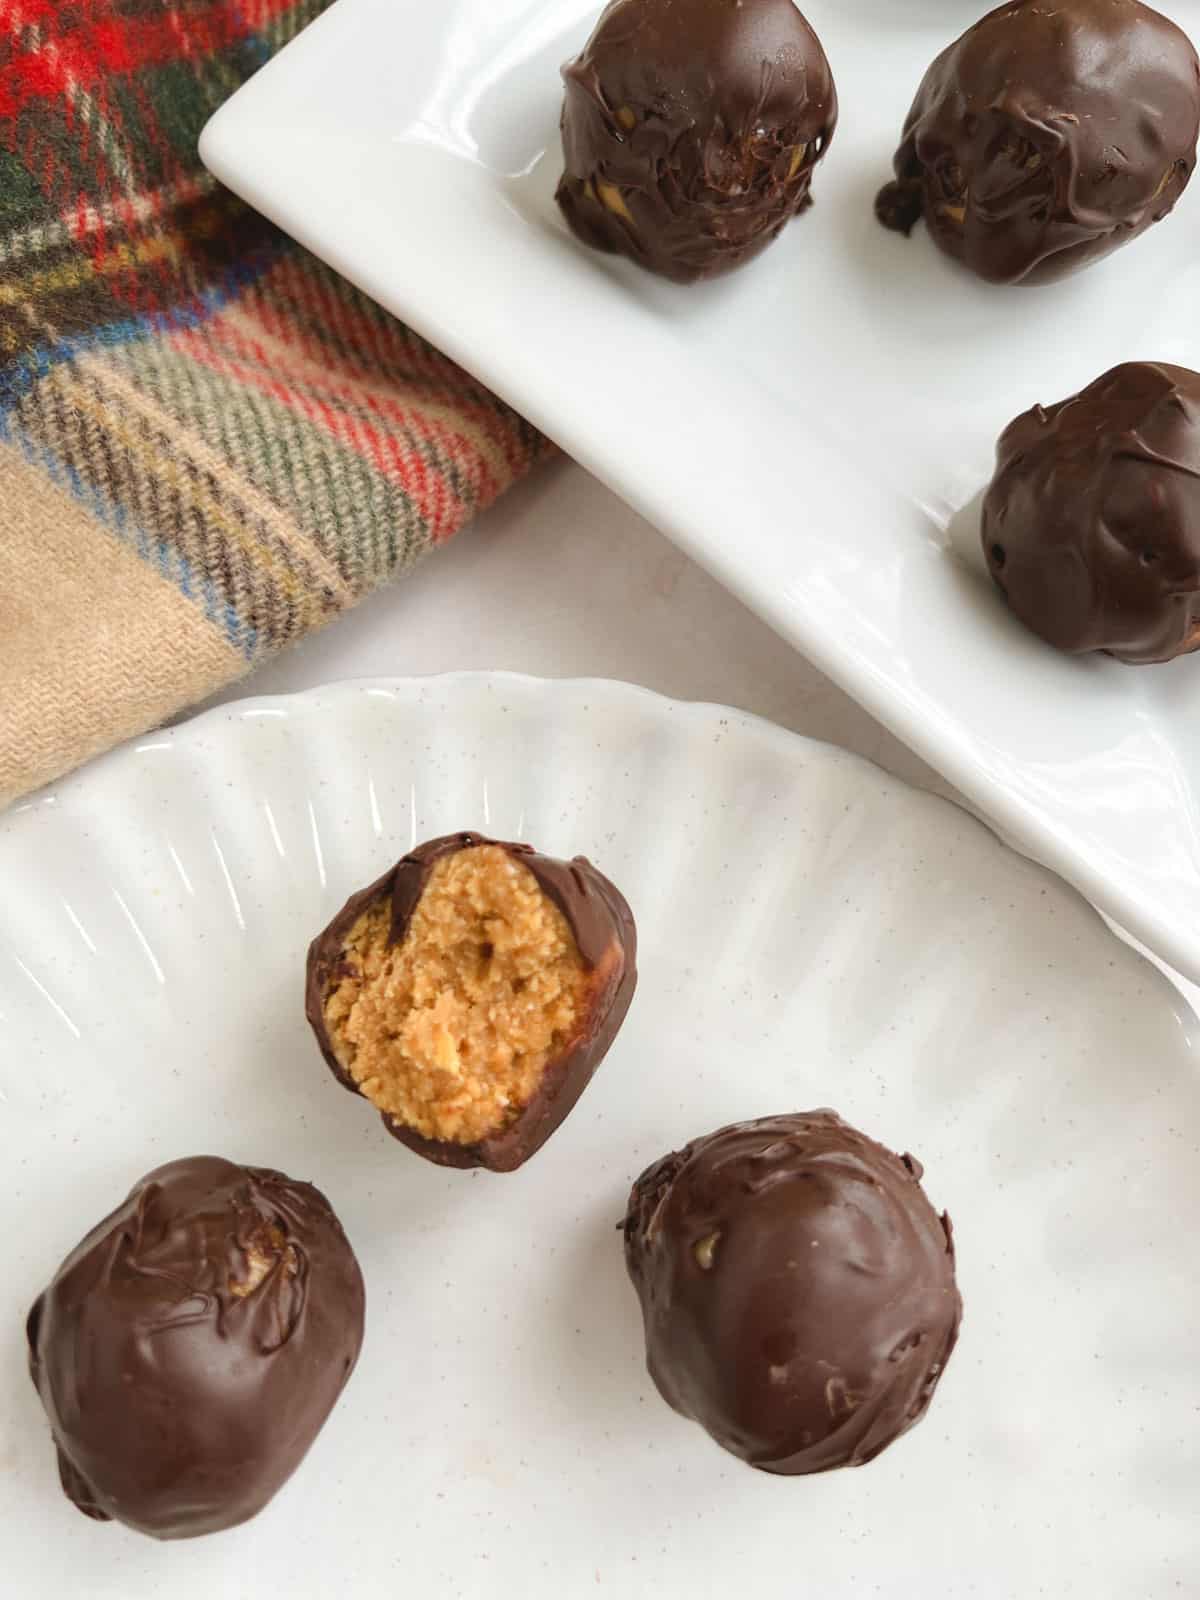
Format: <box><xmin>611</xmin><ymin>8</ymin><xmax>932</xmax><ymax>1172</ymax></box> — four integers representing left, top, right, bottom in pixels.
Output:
<box><xmin>557</xmin><ymin>0</ymin><xmax>837</xmax><ymax>282</ymax></box>
<box><xmin>876</xmin><ymin>0</ymin><xmax>1200</xmax><ymax>285</ymax></box>
<box><xmin>27</xmin><ymin>1157</ymin><xmax>365</xmax><ymax>1539</ymax></box>
<box><xmin>307</xmin><ymin>833</ymin><xmax>637</xmax><ymax>1171</ymax></box>
<box><xmin>623</xmin><ymin>1112</ymin><xmax>961</xmax><ymax>1473</ymax></box>
<box><xmin>983</xmin><ymin>361</ymin><xmax>1200</xmax><ymax>661</ymax></box>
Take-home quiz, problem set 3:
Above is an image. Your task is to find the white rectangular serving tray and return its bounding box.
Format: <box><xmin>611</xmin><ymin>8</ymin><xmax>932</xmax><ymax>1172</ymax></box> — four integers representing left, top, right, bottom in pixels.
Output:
<box><xmin>202</xmin><ymin>0</ymin><xmax>1200</xmax><ymax>980</ymax></box>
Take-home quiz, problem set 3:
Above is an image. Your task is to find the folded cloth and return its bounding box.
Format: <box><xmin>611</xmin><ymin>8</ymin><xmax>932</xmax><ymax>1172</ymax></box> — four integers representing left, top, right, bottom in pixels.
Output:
<box><xmin>0</xmin><ymin>0</ymin><xmax>551</xmax><ymax>809</ymax></box>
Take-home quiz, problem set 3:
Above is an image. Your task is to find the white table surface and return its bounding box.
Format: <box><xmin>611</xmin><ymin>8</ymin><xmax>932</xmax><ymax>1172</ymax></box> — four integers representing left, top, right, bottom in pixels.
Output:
<box><xmin>201</xmin><ymin>457</ymin><xmax>944</xmax><ymax>795</ymax></box>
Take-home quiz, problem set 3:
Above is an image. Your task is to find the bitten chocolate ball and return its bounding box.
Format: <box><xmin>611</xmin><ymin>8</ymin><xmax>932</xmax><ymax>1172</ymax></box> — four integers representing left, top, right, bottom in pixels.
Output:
<box><xmin>623</xmin><ymin>1112</ymin><xmax>961</xmax><ymax>1474</ymax></box>
<box><xmin>983</xmin><ymin>361</ymin><xmax>1200</xmax><ymax>662</ymax></box>
<box><xmin>876</xmin><ymin>0</ymin><xmax>1200</xmax><ymax>285</ymax></box>
<box><xmin>26</xmin><ymin>1157</ymin><xmax>365</xmax><ymax>1539</ymax></box>
<box><xmin>556</xmin><ymin>0</ymin><xmax>837</xmax><ymax>283</ymax></box>
<box><xmin>306</xmin><ymin>833</ymin><xmax>637</xmax><ymax>1172</ymax></box>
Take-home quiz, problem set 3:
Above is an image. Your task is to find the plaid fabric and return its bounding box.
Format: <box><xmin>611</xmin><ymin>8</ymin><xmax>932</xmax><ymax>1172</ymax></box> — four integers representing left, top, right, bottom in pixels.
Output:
<box><xmin>0</xmin><ymin>0</ymin><xmax>550</xmax><ymax>806</ymax></box>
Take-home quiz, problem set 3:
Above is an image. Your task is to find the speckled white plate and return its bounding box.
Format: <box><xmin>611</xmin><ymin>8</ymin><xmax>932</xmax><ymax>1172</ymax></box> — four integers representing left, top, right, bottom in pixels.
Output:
<box><xmin>200</xmin><ymin>0</ymin><xmax>1200</xmax><ymax>987</ymax></box>
<box><xmin>2</xmin><ymin>675</ymin><xmax>1198</xmax><ymax>1597</ymax></box>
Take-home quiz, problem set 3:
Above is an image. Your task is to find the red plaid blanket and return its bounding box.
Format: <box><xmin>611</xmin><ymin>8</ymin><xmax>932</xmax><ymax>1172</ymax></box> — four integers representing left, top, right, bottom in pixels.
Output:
<box><xmin>0</xmin><ymin>0</ymin><xmax>549</xmax><ymax>805</ymax></box>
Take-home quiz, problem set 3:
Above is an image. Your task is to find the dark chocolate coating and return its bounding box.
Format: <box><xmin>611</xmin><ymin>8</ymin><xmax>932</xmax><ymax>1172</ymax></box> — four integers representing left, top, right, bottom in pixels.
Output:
<box><xmin>305</xmin><ymin>833</ymin><xmax>637</xmax><ymax>1172</ymax></box>
<box><xmin>623</xmin><ymin>1112</ymin><xmax>961</xmax><ymax>1474</ymax></box>
<box><xmin>982</xmin><ymin>361</ymin><xmax>1200</xmax><ymax>662</ymax></box>
<box><xmin>556</xmin><ymin>0</ymin><xmax>837</xmax><ymax>283</ymax></box>
<box><xmin>875</xmin><ymin>0</ymin><xmax>1200</xmax><ymax>285</ymax></box>
<box><xmin>26</xmin><ymin>1157</ymin><xmax>365</xmax><ymax>1540</ymax></box>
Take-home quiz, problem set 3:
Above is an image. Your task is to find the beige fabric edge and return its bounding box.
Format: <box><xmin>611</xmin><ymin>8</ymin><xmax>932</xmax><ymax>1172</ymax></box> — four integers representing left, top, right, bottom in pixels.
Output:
<box><xmin>0</xmin><ymin>436</ymin><xmax>243</xmax><ymax>806</ymax></box>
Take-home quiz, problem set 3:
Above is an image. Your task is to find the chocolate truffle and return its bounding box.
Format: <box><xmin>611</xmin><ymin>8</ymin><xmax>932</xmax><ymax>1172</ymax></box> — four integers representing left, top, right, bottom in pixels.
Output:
<box><xmin>556</xmin><ymin>0</ymin><xmax>837</xmax><ymax>283</ymax></box>
<box><xmin>982</xmin><ymin>361</ymin><xmax>1200</xmax><ymax>662</ymax></box>
<box><xmin>623</xmin><ymin>1112</ymin><xmax>961</xmax><ymax>1473</ymax></box>
<box><xmin>876</xmin><ymin>0</ymin><xmax>1200</xmax><ymax>285</ymax></box>
<box><xmin>306</xmin><ymin>833</ymin><xmax>637</xmax><ymax>1172</ymax></box>
<box><xmin>26</xmin><ymin>1156</ymin><xmax>365</xmax><ymax>1539</ymax></box>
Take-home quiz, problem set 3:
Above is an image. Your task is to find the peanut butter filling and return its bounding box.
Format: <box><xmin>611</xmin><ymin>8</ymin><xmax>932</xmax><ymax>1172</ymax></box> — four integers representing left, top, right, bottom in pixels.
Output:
<box><xmin>323</xmin><ymin>846</ymin><xmax>589</xmax><ymax>1145</ymax></box>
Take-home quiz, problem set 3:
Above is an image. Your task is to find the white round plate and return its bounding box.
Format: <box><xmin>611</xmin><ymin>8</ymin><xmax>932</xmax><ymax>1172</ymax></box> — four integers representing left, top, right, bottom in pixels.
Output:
<box><xmin>2</xmin><ymin>674</ymin><xmax>1197</xmax><ymax>1598</ymax></box>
